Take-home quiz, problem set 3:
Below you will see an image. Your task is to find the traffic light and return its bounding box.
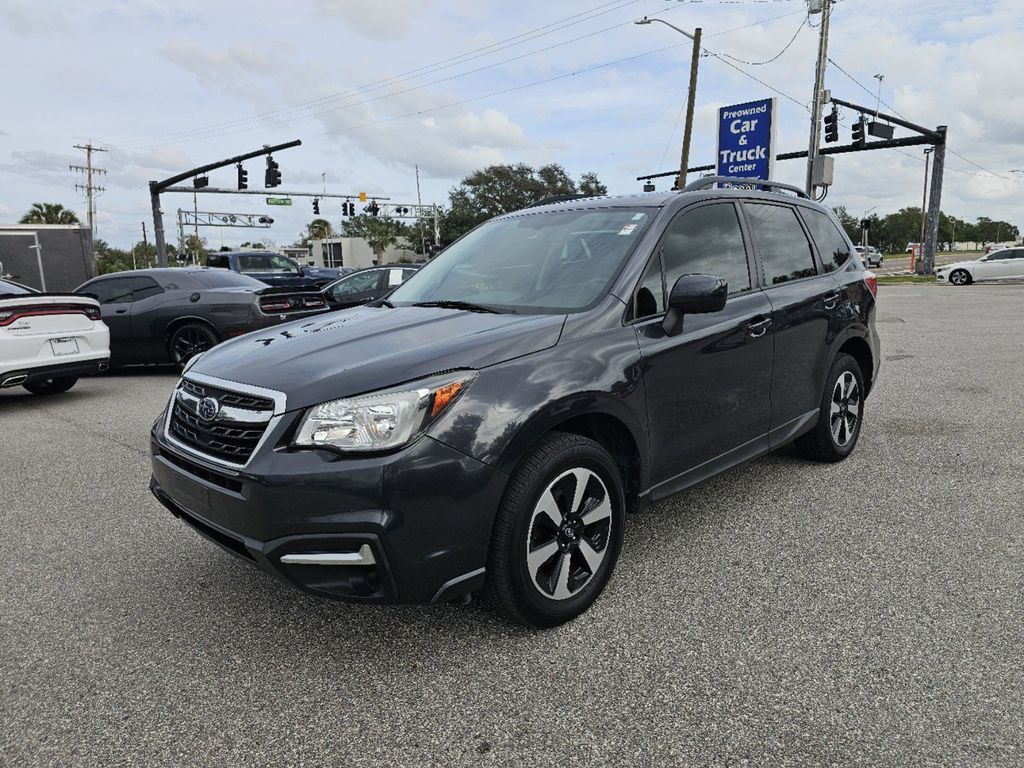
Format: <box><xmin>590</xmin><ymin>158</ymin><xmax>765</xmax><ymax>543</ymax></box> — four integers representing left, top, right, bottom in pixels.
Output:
<box><xmin>265</xmin><ymin>155</ymin><xmax>281</xmax><ymax>188</ymax></box>
<box><xmin>312</xmin><ymin>198</ymin><xmax>320</xmax><ymax>215</ymax></box>
<box><xmin>236</xmin><ymin>163</ymin><xmax>248</xmax><ymax>190</ymax></box>
<box><xmin>823</xmin><ymin>108</ymin><xmax>839</xmax><ymax>143</ymax></box>
<box><xmin>861</xmin><ymin>218</ymin><xmax>871</xmax><ymax>230</ymax></box>
<box><xmin>851</xmin><ymin>115</ymin><xmax>866</xmax><ymax>146</ymax></box>
<box><xmin>367</xmin><ymin>201</ymin><xmax>379</xmax><ymax>216</ymax></box>
<box><xmin>341</xmin><ymin>201</ymin><xmax>353</xmax><ymax>216</ymax></box>
<box><xmin>193</xmin><ymin>175</ymin><xmax>209</xmax><ymax>189</ymax></box>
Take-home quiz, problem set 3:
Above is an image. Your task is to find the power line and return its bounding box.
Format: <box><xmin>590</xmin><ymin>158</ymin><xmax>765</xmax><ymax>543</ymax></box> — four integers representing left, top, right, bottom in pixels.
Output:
<box><xmin>113</xmin><ymin>0</ymin><xmax>644</xmax><ymax>149</ymax></box>
<box><xmin>714</xmin><ymin>12</ymin><xmax>807</xmax><ymax>66</ymax></box>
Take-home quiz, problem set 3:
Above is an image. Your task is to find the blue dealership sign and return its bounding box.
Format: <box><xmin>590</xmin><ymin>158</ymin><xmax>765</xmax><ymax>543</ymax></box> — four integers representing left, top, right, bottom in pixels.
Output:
<box><xmin>715</xmin><ymin>97</ymin><xmax>777</xmax><ymax>186</ymax></box>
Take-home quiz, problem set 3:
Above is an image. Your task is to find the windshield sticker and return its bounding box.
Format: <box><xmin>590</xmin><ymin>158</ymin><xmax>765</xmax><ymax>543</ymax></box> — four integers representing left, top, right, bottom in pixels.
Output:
<box><xmin>631</xmin><ymin>213</ymin><xmax>645</xmax><ymax>220</ymax></box>
<box><xmin>617</xmin><ymin>224</ymin><xmax>638</xmax><ymax>236</ymax></box>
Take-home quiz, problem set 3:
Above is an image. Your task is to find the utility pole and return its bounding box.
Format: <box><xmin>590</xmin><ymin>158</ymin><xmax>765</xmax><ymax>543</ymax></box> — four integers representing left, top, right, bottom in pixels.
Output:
<box><xmin>193</xmin><ymin>188</ymin><xmax>200</xmax><ymax>264</ymax></box>
<box><xmin>805</xmin><ymin>0</ymin><xmax>832</xmax><ymax>196</ymax></box>
<box><xmin>920</xmin><ymin>128</ymin><xmax>946</xmax><ymax>274</ymax></box>
<box><xmin>416</xmin><ymin>164</ymin><xmax>427</xmax><ymax>256</ymax></box>
<box><xmin>70</xmin><ymin>143</ymin><xmax>108</xmax><ymax>259</ymax></box>
<box><xmin>635</xmin><ymin>17</ymin><xmax>702</xmax><ymax>190</ymax></box>
<box><xmin>915</xmin><ymin>146</ymin><xmax>933</xmax><ymax>273</ymax></box>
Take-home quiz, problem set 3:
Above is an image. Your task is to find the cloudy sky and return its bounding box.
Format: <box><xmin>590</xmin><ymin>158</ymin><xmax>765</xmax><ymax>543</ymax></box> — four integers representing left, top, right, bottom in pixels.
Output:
<box><xmin>1</xmin><ymin>0</ymin><xmax>1021</xmax><ymax>248</ymax></box>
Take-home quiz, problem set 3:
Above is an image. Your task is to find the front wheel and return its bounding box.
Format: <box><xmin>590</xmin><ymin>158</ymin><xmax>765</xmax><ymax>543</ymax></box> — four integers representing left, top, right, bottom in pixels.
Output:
<box><xmin>169</xmin><ymin>323</ymin><xmax>219</xmax><ymax>368</ymax></box>
<box><xmin>23</xmin><ymin>376</ymin><xmax>78</xmax><ymax>395</ymax></box>
<box><xmin>795</xmin><ymin>353</ymin><xmax>864</xmax><ymax>463</ymax></box>
<box><xmin>949</xmin><ymin>269</ymin><xmax>971</xmax><ymax>286</ymax></box>
<box><xmin>486</xmin><ymin>432</ymin><xmax>625</xmax><ymax>628</ymax></box>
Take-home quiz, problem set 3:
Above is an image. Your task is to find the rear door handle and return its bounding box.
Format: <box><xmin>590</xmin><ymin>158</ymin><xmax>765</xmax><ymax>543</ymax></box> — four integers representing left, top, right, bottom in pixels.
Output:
<box><xmin>746</xmin><ymin>317</ymin><xmax>772</xmax><ymax>338</ymax></box>
<box><xmin>822</xmin><ymin>291</ymin><xmax>842</xmax><ymax>310</ymax></box>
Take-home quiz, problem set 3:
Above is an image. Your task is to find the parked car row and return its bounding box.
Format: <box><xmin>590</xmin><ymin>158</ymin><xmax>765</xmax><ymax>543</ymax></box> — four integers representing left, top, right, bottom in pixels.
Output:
<box><xmin>1</xmin><ymin>261</ymin><xmax>422</xmax><ymax>392</ymax></box>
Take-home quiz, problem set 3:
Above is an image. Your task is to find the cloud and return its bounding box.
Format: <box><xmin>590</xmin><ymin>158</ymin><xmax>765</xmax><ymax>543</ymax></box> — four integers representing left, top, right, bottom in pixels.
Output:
<box><xmin>312</xmin><ymin>0</ymin><xmax>423</xmax><ymax>40</ymax></box>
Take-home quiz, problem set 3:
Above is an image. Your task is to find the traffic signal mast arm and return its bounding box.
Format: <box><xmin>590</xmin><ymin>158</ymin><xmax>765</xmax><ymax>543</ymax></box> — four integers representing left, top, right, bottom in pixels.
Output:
<box><xmin>151</xmin><ymin>139</ymin><xmax>302</xmax><ymax>193</ymax></box>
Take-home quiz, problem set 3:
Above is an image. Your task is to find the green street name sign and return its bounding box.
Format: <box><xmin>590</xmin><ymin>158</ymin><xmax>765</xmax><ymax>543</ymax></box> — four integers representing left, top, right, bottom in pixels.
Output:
<box><xmin>266</xmin><ymin>197</ymin><xmax>292</xmax><ymax>206</ymax></box>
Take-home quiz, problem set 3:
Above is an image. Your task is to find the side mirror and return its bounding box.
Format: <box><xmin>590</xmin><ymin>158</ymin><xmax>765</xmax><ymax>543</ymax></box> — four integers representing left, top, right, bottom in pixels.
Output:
<box><xmin>662</xmin><ymin>274</ymin><xmax>727</xmax><ymax>336</ymax></box>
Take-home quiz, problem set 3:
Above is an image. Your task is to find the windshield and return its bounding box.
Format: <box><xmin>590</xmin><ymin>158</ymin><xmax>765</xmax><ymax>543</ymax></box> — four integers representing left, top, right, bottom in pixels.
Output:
<box><xmin>389</xmin><ymin>208</ymin><xmax>653</xmax><ymax>313</ymax></box>
<box><xmin>237</xmin><ymin>253</ymin><xmax>298</xmax><ymax>274</ymax></box>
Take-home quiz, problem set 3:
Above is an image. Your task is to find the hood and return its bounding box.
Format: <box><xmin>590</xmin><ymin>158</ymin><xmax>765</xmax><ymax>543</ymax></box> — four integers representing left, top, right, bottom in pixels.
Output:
<box><xmin>190</xmin><ymin>305</ymin><xmax>566</xmax><ymax>410</ymax></box>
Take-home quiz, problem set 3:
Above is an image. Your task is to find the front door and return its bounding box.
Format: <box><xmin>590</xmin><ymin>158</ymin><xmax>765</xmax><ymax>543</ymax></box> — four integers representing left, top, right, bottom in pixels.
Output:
<box><xmin>86</xmin><ymin>276</ymin><xmax>136</xmax><ymax>363</ymax></box>
<box><xmin>633</xmin><ymin>202</ymin><xmax>773</xmax><ymax>495</ymax></box>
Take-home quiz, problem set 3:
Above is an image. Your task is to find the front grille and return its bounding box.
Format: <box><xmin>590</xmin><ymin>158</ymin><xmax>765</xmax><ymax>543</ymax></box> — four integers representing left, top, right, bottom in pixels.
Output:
<box><xmin>180</xmin><ymin>379</ymin><xmax>274</xmax><ymax>411</ymax></box>
<box><xmin>169</xmin><ymin>379</ymin><xmax>274</xmax><ymax>464</ymax></box>
<box><xmin>157</xmin><ymin>447</ymin><xmax>243</xmax><ymax>493</ymax></box>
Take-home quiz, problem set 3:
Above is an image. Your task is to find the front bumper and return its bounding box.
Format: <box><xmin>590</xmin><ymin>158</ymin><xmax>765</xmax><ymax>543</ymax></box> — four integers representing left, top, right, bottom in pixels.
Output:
<box><xmin>149</xmin><ymin>419</ymin><xmax>507</xmax><ymax>604</ymax></box>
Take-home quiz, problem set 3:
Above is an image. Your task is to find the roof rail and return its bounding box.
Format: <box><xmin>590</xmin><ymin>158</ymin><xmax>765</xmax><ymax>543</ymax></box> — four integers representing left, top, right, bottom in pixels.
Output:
<box><xmin>681</xmin><ymin>176</ymin><xmax>810</xmax><ymax>199</ymax></box>
<box><xmin>526</xmin><ymin>193</ymin><xmax>592</xmax><ymax>208</ymax></box>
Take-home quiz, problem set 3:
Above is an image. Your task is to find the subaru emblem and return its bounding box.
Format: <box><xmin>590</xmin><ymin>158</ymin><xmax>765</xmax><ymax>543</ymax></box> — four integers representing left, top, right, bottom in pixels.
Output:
<box><xmin>197</xmin><ymin>396</ymin><xmax>220</xmax><ymax>422</ymax></box>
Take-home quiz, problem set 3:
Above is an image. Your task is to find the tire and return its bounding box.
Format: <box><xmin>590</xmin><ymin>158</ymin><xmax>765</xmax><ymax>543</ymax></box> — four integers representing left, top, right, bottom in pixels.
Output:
<box><xmin>485</xmin><ymin>432</ymin><xmax>625</xmax><ymax>628</ymax></box>
<box><xmin>794</xmin><ymin>353</ymin><xmax>864</xmax><ymax>463</ymax></box>
<box><xmin>169</xmin><ymin>323</ymin><xmax>219</xmax><ymax>368</ymax></box>
<box><xmin>949</xmin><ymin>269</ymin><xmax>972</xmax><ymax>286</ymax></box>
<box><xmin>23</xmin><ymin>376</ymin><xmax>78</xmax><ymax>395</ymax></box>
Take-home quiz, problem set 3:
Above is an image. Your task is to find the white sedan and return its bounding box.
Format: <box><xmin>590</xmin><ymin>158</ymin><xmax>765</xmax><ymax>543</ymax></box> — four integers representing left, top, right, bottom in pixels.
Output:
<box><xmin>936</xmin><ymin>248</ymin><xmax>1024</xmax><ymax>286</ymax></box>
<box><xmin>1</xmin><ymin>278</ymin><xmax>110</xmax><ymax>395</ymax></box>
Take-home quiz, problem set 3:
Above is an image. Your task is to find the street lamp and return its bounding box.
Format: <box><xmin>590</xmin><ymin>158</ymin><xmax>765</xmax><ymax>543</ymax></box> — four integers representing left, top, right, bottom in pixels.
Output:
<box><xmin>636</xmin><ymin>16</ymin><xmax>702</xmax><ymax>190</ymax></box>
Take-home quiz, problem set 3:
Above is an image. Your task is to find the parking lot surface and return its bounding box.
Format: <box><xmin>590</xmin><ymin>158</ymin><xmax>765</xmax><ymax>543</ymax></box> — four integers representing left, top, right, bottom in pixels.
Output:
<box><xmin>2</xmin><ymin>284</ymin><xmax>1022</xmax><ymax>766</ymax></box>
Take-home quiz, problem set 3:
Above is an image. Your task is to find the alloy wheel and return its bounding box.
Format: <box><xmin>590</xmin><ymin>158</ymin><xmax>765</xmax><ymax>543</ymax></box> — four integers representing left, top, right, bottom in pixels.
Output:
<box><xmin>950</xmin><ymin>270</ymin><xmax>968</xmax><ymax>285</ymax></box>
<box><xmin>525</xmin><ymin>467</ymin><xmax>613</xmax><ymax>601</ymax></box>
<box><xmin>173</xmin><ymin>327</ymin><xmax>214</xmax><ymax>365</ymax></box>
<box><xmin>830</xmin><ymin>371</ymin><xmax>861</xmax><ymax>447</ymax></box>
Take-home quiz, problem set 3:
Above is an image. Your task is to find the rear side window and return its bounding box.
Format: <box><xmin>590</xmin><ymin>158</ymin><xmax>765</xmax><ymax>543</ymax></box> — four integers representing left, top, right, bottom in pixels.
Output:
<box><xmin>802</xmin><ymin>208</ymin><xmax>853</xmax><ymax>272</ymax></box>
<box><xmin>745</xmin><ymin>203</ymin><xmax>817</xmax><ymax>285</ymax></box>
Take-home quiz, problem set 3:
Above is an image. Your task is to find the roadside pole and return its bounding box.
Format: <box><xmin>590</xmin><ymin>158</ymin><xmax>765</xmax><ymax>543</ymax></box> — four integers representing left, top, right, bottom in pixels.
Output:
<box><xmin>920</xmin><ymin>127</ymin><xmax>946</xmax><ymax>275</ymax></box>
<box><xmin>915</xmin><ymin>148</ymin><xmax>932</xmax><ymax>273</ymax></box>
<box><xmin>805</xmin><ymin>0</ymin><xmax>832</xmax><ymax>196</ymax></box>
<box><xmin>149</xmin><ymin>182</ymin><xmax>168</xmax><ymax>267</ymax></box>
<box><xmin>676</xmin><ymin>27</ymin><xmax>702</xmax><ymax>190</ymax></box>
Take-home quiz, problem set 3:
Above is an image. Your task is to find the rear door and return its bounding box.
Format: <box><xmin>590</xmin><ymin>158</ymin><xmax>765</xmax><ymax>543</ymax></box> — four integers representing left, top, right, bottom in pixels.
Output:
<box><xmin>742</xmin><ymin>201</ymin><xmax>837</xmax><ymax>443</ymax></box>
<box><xmin>990</xmin><ymin>248</ymin><xmax>1024</xmax><ymax>278</ymax></box>
<box><xmin>633</xmin><ymin>201</ymin><xmax>773</xmax><ymax>494</ymax></box>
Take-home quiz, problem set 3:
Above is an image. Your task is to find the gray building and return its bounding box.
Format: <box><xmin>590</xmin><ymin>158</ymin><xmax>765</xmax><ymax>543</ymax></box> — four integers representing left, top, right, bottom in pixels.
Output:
<box><xmin>0</xmin><ymin>224</ymin><xmax>95</xmax><ymax>292</ymax></box>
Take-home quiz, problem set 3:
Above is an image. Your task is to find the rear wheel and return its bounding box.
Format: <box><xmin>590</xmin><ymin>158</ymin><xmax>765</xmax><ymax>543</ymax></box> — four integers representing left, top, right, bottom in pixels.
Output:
<box><xmin>795</xmin><ymin>353</ymin><xmax>864</xmax><ymax>463</ymax></box>
<box><xmin>486</xmin><ymin>432</ymin><xmax>625</xmax><ymax>628</ymax></box>
<box><xmin>23</xmin><ymin>376</ymin><xmax>78</xmax><ymax>395</ymax></box>
<box><xmin>169</xmin><ymin>323</ymin><xmax>219</xmax><ymax>367</ymax></box>
<box><xmin>949</xmin><ymin>269</ymin><xmax>971</xmax><ymax>286</ymax></box>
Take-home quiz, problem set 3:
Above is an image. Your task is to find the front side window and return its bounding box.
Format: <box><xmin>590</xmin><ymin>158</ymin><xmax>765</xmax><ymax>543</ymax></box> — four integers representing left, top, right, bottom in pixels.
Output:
<box><xmin>661</xmin><ymin>204</ymin><xmax>751</xmax><ymax>297</ymax></box>
<box><xmin>745</xmin><ymin>203</ymin><xmax>817</xmax><ymax>285</ymax></box>
<box><xmin>82</xmin><ymin>277</ymin><xmax>134</xmax><ymax>304</ymax></box>
<box><xmin>389</xmin><ymin>208</ymin><xmax>653</xmax><ymax>313</ymax></box>
<box><xmin>802</xmin><ymin>208</ymin><xmax>853</xmax><ymax>272</ymax></box>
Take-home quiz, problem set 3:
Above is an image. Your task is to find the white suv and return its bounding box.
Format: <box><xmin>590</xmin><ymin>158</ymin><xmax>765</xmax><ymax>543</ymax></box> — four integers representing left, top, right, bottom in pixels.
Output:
<box><xmin>1</xmin><ymin>278</ymin><xmax>110</xmax><ymax>394</ymax></box>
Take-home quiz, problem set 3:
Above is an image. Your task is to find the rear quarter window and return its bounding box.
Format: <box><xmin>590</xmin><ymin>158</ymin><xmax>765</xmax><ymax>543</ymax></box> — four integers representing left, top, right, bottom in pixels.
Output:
<box><xmin>744</xmin><ymin>203</ymin><xmax>817</xmax><ymax>285</ymax></box>
<box><xmin>801</xmin><ymin>208</ymin><xmax>854</xmax><ymax>272</ymax></box>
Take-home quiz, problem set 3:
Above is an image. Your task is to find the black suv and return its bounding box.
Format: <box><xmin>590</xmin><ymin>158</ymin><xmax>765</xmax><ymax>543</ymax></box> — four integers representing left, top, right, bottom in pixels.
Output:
<box><xmin>149</xmin><ymin>177</ymin><xmax>880</xmax><ymax>627</ymax></box>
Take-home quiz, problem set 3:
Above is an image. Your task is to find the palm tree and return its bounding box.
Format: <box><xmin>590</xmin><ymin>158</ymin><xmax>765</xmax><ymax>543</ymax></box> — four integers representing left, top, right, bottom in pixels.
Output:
<box><xmin>19</xmin><ymin>203</ymin><xmax>80</xmax><ymax>225</ymax></box>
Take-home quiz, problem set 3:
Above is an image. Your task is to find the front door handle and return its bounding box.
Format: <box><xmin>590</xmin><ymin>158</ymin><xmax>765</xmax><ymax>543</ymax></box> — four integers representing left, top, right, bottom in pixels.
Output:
<box><xmin>115</xmin><ymin>309</ymin><xmax>128</xmax><ymax>314</ymax></box>
<box><xmin>822</xmin><ymin>291</ymin><xmax>842</xmax><ymax>310</ymax></box>
<box><xmin>747</xmin><ymin>317</ymin><xmax>772</xmax><ymax>338</ymax></box>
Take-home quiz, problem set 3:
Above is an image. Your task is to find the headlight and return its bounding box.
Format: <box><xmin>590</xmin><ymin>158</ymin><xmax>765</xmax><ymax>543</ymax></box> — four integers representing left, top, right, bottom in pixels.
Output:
<box><xmin>293</xmin><ymin>371</ymin><xmax>476</xmax><ymax>452</ymax></box>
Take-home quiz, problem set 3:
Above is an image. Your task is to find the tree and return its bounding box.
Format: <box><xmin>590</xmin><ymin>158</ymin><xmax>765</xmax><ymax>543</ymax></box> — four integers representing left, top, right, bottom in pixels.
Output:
<box><xmin>438</xmin><ymin>163</ymin><xmax>610</xmax><ymax>244</ymax></box>
<box><xmin>340</xmin><ymin>215</ymin><xmax>410</xmax><ymax>258</ymax></box>
<box><xmin>303</xmin><ymin>218</ymin><xmax>334</xmax><ymax>244</ymax></box>
<box><xmin>180</xmin><ymin>234</ymin><xmax>208</xmax><ymax>262</ymax></box>
<box><xmin>19</xmin><ymin>203</ymin><xmax>80</xmax><ymax>225</ymax></box>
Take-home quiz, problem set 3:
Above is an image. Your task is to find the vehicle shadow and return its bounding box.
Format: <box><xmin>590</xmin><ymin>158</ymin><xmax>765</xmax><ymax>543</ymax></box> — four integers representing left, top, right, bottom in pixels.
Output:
<box><xmin>125</xmin><ymin>446</ymin><xmax>812</xmax><ymax>661</ymax></box>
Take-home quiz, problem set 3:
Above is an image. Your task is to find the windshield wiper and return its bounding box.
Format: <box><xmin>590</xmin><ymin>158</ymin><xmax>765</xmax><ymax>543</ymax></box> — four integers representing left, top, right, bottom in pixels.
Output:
<box><xmin>411</xmin><ymin>300</ymin><xmax>511</xmax><ymax>314</ymax></box>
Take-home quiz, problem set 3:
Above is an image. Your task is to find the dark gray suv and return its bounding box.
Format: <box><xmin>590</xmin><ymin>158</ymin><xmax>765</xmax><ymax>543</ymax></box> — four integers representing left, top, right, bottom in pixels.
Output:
<box><xmin>149</xmin><ymin>177</ymin><xmax>880</xmax><ymax>627</ymax></box>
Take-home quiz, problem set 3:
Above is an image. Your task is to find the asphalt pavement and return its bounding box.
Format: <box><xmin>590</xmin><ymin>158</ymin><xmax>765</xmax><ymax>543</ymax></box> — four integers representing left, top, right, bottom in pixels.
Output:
<box><xmin>2</xmin><ymin>283</ymin><xmax>1022</xmax><ymax>766</ymax></box>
